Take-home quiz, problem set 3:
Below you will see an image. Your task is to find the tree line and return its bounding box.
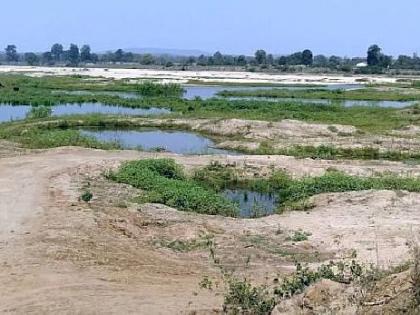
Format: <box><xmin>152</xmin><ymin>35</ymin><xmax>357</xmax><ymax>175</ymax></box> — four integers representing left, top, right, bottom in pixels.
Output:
<box><xmin>2</xmin><ymin>43</ymin><xmax>420</xmax><ymax>72</ymax></box>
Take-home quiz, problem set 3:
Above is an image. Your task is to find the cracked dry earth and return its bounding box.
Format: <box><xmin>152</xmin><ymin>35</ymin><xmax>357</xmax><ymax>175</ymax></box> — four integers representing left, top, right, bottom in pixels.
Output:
<box><xmin>0</xmin><ymin>143</ymin><xmax>419</xmax><ymax>314</ymax></box>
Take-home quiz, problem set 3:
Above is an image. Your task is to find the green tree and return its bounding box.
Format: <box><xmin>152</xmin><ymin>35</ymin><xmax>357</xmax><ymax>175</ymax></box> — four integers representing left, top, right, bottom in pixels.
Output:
<box><xmin>197</xmin><ymin>54</ymin><xmax>208</xmax><ymax>66</ymax></box>
<box><xmin>302</xmin><ymin>49</ymin><xmax>313</xmax><ymax>66</ymax></box>
<box><xmin>51</xmin><ymin>43</ymin><xmax>63</xmax><ymax>62</ymax></box>
<box><xmin>255</xmin><ymin>50</ymin><xmax>267</xmax><ymax>64</ymax></box>
<box><xmin>67</xmin><ymin>44</ymin><xmax>80</xmax><ymax>65</ymax></box>
<box><xmin>141</xmin><ymin>54</ymin><xmax>154</xmax><ymax>65</ymax></box>
<box><xmin>328</xmin><ymin>55</ymin><xmax>342</xmax><ymax>68</ymax></box>
<box><xmin>5</xmin><ymin>45</ymin><xmax>18</xmax><ymax>62</ymax></box>
<box><xmin>379</xmin><ymin>54</ymin><xmax>393</xmax><ymax>68</ymax></box>
<box><xmin>213</xmin><ymin>51</ymin><xmax>224</xmax><ymax>65</ymax></box>
<box><xmin>41</xmin><ymin>52</ymin><xmax>53</xmax><ymax>65</ymax></box>
<box><xmin>24</xmin><ymin>52</ymin><xmax>39</xmax><ymax>66</ymax></box>
<box><xmin>80</xmin><ymin>45</ymin><xmax>92</xmax><ymax>62</ymax></box>
<box><xmin>236</xmin><ymin>55</ymin><xmax>247</xmax><ymax>66</ymax></box>
<box><xmin>367</xmin><ymin>45</ymin><xmax>382</xmax><ymax>66</ymax></box>
<box><xmin>267</xmin><ymin>54</ymin><xmax>274</xmax><ymax>65</ymax></box>
<box><xmin>314</xmin><ymin>55</ymin><xmax>328</xmax><ymax>67</ymax></box>
<box><xmin>114</xmin><ymin>49</ymin><xmax>124</xmax><ymax>62</ymax></box>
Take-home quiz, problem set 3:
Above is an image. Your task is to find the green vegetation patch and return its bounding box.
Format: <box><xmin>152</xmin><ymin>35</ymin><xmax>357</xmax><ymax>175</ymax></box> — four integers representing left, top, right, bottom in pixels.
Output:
<box><xmin>259</xmin><ymin>170</ymin><xmax>420</xmax><ymax>211</ymax></box>
<box><xmin>0</xmin><ymin>127</ymin><xmax>120</xmax><ymax>150</ymax></box>
<box><xmin>218</xmin><ymin>87</ymin><xmax>420</xmax><ymax>101</ymax></box>
<box><xmin>108</xmin><ymin>159</ymin><xmax>238</xmax><ymax>217</ymax></box>
<box><xmin>0</xmin><ymin>74</ymin><xmax>184</xmax><ymax>97</ymax></box>
<box><xmin>246</xmin><ymin>143</ymin><xmax>420</xmax><ymax>162</ymax></box>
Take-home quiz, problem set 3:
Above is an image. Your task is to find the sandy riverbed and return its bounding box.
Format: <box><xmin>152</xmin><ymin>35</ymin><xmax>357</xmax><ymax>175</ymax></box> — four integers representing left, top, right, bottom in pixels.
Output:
<box><xmin>0</xmin><ymin>65</ymin><xmax>399</xmax><ymax>85</ymax></box>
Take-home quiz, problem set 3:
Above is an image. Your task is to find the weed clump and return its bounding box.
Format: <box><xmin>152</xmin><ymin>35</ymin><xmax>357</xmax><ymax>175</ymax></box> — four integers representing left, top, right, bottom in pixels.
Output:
<box><xmin>80</xmin><ymin>191</ymin><xmax>93</xmax><ymax>202</ymax></box>
<box><xmin>25</xmin><ymin>106</ymin><xmax>52</xmax><ymax>119</ymax></box>
<box><xmin>223</xmin><ymin>277</ymin><xmax>275</xmax><ymax>315</ymax></box>
<box><xmin>109</xmin><ymin>159</ymin><xmax>238</xmax><ymax>217</ymax></box>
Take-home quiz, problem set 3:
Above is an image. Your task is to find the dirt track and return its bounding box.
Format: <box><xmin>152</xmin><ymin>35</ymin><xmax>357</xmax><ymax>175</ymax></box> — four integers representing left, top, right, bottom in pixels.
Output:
<box><xmin>1</xmin><ymin>145</ymin><xmax>419</xmax><ymax>313</ymax></box>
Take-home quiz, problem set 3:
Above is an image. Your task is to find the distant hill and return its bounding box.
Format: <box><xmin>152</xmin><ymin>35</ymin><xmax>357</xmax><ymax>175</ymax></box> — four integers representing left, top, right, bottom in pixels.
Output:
<box><xmin>122</xmin><ymin>48</ymin><xmax>210</xmax><ymax>56</ymax></box>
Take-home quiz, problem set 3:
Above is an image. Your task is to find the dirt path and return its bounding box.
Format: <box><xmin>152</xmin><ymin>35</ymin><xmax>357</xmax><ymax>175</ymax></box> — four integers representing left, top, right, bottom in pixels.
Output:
<box><xmin>0</xmin><ymin>148</ymin><xmax>225</xmax><ymax>314</ymax></box>
<box><xmin>0</xmin><ymin>146</ymin><xmax>419</xmax><ymax>313</ymax></box>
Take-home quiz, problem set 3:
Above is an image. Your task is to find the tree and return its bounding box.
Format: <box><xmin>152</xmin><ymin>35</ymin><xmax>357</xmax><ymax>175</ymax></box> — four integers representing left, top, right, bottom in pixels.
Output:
<box><xmin>302</xmin><ymin>49</ymin><xmax>313</xmax><ymax>66</ymax></box>
<box><xmin>313</xmin><ymin>55</ymin><xmax>328</xmax><ymax>67</ymax></box>
<box><xmin>379</xmin><ymin>54</ymin><xmax>393</xmax><ymax>68</ymax></box>
<box><xmin>328</xmin><ymin>55</ymin><xmax>342</xmax><ymax>68</ymax></box>
<box><xmin>223</xmin><ymin>55</ymin><xmax>235</xmax><ymax>66</ymax></box>
<box><xmin>197</xmin><ymin>54</ymin><xmax>208</xmax><ymax>66</ymax></box>
<box><xmin>114</xmin><ymin>49</ymin><xmax>124</xmax><ymax>62</ymax></box>
<box><xmin>5</xmin><ymin>45</ymin><xmax>18</xmax><ymax>62</ymax></box>
<box><xmin>67</xmin><ymin>44</ymin><xmax>80</xmax><ymax>65</ymax></box>
<box><xmin>24</xmin><ymin>52</ymin><xmax>39</xmax><ymax>66</ymax></box>
<box><xmin>213</xmin><ymin>51</ymin><xmax>224</xmax><ymax>65</ymax></box>
<box><xmin>267</xmin><ymin>54</ymin><xmax>274</xmax><ymax>65</ymax></box>
<box><xmin>51</xmin><ymin>43</ymin><xmax>63</xmax><ymax>62</ymax></box>
<box><xmin>255</xmin><ymin>50</ymin><xmax>267</xmax><ymax>65</ymax></box>
<box><xmin>187</xmin><ymin>56</ymin><xmax>196</xmax><ymax>65</ymax></box>
<box><xmin>90</xmin><ymin>53</ymin><xmax>99</xmax><ymax>63</ymax></box>
<box><xmin>367</xmin><ymin>45</ymin><xmax>382</xmax><ymax>66</ymax></box>
<box><xmin>41</xmin><ymin>52</ymin><xmax>53</xmax><ymax>65</ymax></box>
<box><xmin>277</xmin><ymin>56</ymin><xmax>287</xmax><ymax>65</ymax></box>
<box><xmin>236</xmin><ymin>55</ymin><xmax>247</xmax><ymax>66</ymax></box>
<box><xmin>141</xmin><ymin>54</ymin><xmax>154</xmax><ymax>65</ymax></box>
<box><xmin>80</xmin><ymin>45</ymin><xmax>91</xmax><ymax>62</ymax></box>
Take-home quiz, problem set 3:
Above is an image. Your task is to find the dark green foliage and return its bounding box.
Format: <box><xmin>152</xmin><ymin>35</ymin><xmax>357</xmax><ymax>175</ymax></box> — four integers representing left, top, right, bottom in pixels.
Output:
<box><xmin>218</xmin><ymin>87</ymin><xmax>420</xmax><ymax>101</ymax></box>
<box><xmin>134</xmin><ymin>81</ymin><xmax>184</xmax><ymax>97</ymax></box>
<box><xmin>245</xmin><ymin>170</ymin><xmax>420</xmax><ymax>211</ymax></box>
<box><xmin>278</xmin><ymin>171</ymin><xmax>420</xmax><ymax>208</ymax></box>
<box><xmin>80</xmin><ymin>191</ymin><xmax>93</xmax><ymax>202</ymax></box>
<box><xmin>286</xmin><ymin>230</ymin><xmax>311</xmax><ymax>242</ymax></box>
<box><xmin>223</xmin><ymin>277</ymin><xmax>275</xmax><ymax>315</ymax></box>
<box><xmin>192</xmin><ymin>161</ymin><xmax>239</xmax><ymax>191</ymax></box>
<box><xmin>274</xmin><ymin>260</ymin><xmax>364</xmax><ymax>298</ymax></box>
<box><xmin>0</xmin><ymin>128</ymin><xmax>121</xmax><ymax>150</ymax></box>
<box><xmin>109</xmin><ymin>159</ymin><xmax>238</xmax><ymax>217</ymax></box>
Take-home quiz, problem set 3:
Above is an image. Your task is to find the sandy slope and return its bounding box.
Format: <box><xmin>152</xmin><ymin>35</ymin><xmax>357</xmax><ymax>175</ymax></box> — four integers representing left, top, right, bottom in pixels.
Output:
<box><xmin>0</xmin><ymin>146</ymin><xmax>419</xmax><ymax>313</ymax></box>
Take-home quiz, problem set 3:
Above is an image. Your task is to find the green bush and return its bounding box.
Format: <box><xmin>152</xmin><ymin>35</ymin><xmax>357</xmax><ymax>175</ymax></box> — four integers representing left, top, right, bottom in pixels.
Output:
<box><xmin>110</xmin><ymin>159</ymin><xmax>238</xmax><ymax>217</ymax></box>
<box><xmin>80</xmin><ymin>191</ymin><xmax>93</xmax><ymax>202</ymax></box>
<box><xmin>192</xmin><ymin>161</ymin><xmax>239</xmax><ymax>191</ymax></box>
<box><xmin>223</xmin><ymin>277</ymin><xmax>275</xmax><ymax>314</ymax></box>
<box><xmin>135</xmin><ymin>81</ymin><xmax>184</xmax><ymax>97</ymax></box>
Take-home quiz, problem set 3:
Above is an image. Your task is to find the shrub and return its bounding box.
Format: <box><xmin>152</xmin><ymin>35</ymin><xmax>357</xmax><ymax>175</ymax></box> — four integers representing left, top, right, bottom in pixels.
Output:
<box><xmin>80</xmin><ymin>191</ymin><xmax>93</xmax><ymax>202</ymax></box>
<box><xmin>109</xmin><ymin>159</ymin><xmax>238</xmax><ymax>217</ymax></box>
<box><xmin>223</xmin><ymin>277</ymin><xmax>275</xmax><ymax>315</ymax></box>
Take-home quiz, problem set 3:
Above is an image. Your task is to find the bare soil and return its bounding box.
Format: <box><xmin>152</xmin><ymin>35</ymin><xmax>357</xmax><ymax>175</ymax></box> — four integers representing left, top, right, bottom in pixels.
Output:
<box><xmin>0</xmin><ymin>143</ymin><xmax>419</xmax><ymax>313</ymax></box>
<box><xmin>0</xmin><ymin>65</ymin><xmax>400</xmax><ymax>85</ymax></box>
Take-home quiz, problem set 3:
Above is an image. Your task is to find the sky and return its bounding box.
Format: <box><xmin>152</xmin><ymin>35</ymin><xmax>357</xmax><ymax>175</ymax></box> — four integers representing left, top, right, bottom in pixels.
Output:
<box><xmin>1</xmin><ymin>0</ymin><xmax>419</xmax><ymax>57</ymax></box>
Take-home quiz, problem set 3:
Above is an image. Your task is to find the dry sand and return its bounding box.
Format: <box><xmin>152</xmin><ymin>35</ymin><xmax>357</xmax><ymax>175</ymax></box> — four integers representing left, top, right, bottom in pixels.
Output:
<box><xmin>0</xmin><ymin>65</ymin><xmax>399</xmax><ymax>85</ymax></box>
<box><xmin>0</xmin><ymin>144</ymin><xmax>419</xmax><ymax>313</ymax></box>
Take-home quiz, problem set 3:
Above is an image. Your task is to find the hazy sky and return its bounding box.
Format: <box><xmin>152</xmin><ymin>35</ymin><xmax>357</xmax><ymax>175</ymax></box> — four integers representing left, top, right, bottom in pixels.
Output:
<box><xmin>1</xmin><ymin>0</ymin><xmax>419</xmax><ymax>57</ymax></box>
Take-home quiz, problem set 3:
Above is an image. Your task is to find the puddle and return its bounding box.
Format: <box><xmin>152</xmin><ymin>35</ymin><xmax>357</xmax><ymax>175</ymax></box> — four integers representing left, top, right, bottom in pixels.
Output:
<box><xmin>183</xmin><ymin>84</ymin><xmax>363</xmax><ymax>100</ymax></box>
<box><xmin>80</xmin><ymin>128</ymin><xmax>236</xmax><ymax>155</ymax></box>
<box><xmin>222</xmin><ymin>189</ymin><xmax>278</xmax><ymax>218</ymax></box>
<box><xmin>0</xmin><ymin>103</ymin><xmax>170</xmax><ymax>123</ymax></box>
